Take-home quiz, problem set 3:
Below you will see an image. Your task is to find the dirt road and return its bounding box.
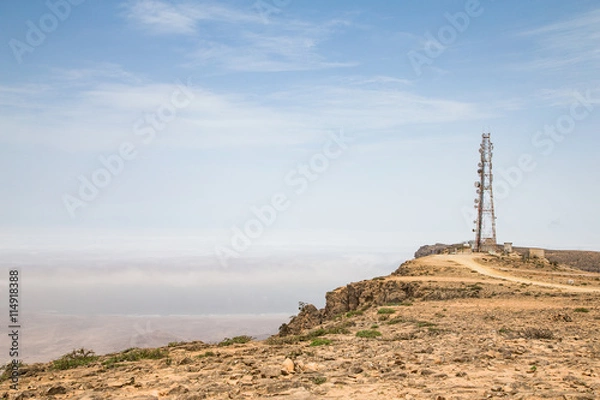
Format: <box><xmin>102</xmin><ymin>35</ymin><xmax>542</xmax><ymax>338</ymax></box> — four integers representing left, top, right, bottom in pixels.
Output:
<box><xmin>438</xmin><ymin>254</ymin><xmax>600</xmax><ymax>293</ymax></box>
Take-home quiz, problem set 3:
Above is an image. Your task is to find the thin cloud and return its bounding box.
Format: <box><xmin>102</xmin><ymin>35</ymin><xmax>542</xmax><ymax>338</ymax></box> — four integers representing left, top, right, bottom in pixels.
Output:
<box><xmin>185</xmin><ymin>22</ymin><xmax>357</xmax><ymax>72</ymax></box>
<box><xmin>122</xmin><ymin>0</ymin><xmax>356</xmax><ymax>72</ymax></box>
<box><xmin>0</xmin><ymin>76</ymin><xmax>494</xmax><ymax>153</ymax></box>
<box><xmin>516</xmin><ymin>8</ymin><xmax>600</xmax><ymax>72</ymax></box>
<box><xmin>122</xmin><ymin>0</ymin><xmax>262</xmax><ymax>35</ymax></box>
<box><xmin>50</xmin><ymin>63</ymin><xmax>144</xmax><ymax>85</ymax></box>
<box><xmin>344</xmin><ymin>76</ymin><xmax>413</xmax><ymax>87</ymax></box>
<box><xmin>520</xmin><ymin>8</ymin><xmax>600</xmax><ymax>37</ymax></box>
<box><xmin>123</xmin><ymin>0</ymin><xmax>199</xmax><ymax>35</ymax></box>
<box><xmin>535</xmin><ymin>87</ymin><xmax>595</xmax><ymax>107</ymax></box>
<box><xmin>0</xmin><ymin>84</ymin><xmax>52</xmax><ymax>109</ymax></box>
<box><xmin>188</xmin><ymin>35</ymin><xmax>357</xmax><ymax>72</ymax></box>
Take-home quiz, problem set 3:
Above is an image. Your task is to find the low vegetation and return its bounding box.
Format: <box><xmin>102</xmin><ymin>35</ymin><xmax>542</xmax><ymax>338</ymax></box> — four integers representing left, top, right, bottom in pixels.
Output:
<box><xmin>310</xmin><ymin>338</ymin><xmax>332</xmax><ymax>347</ymax></box>
<box><xmin>356</xmin><ymin>330</ymin><xmax>382</xmax><ymax>339</ymax></box>
<box><xmin>52</xmin><ymin>348</ymin><xmax>98</xmax><ymax>370</ymax></box>
<box><xmin>346</xmin><ymin>310</ymin><xmax>364</xmax><ymax>318</ymax></box>
<box><xmin>218</xmin><ymin>335</ymin><xmax>253</xmax><ymax>347</ymax></box>
<box><xmin>520</xmin><ymin>327</ymin><xmax>554</xmax><ymax>340</ymax></box>
<box><xmin>305</xmin><ymin>326</ymin><xmax>350</xmax><ymax>338</ymax></box>
<box><xmin>267</xmin><ymin>324</ymin><xmax>351</xmax><ymax>345</ymax></box>
<box><xmin>102</xmin><ymin>348</ymin><xmax>167</xmax><ymax>369</ymax></box>
<box><xmin>386</xmin><ymin>316</ymin><xmax>406</xmax><ymax>325</ymax></box>
<box><xmin>542</xmin><ymin>250</ymin><xmax>600</xmax><ymax>273</ymax></box>
<box><xmin>574</xmin><ymin>307</ymin><xmax>590</xmax><ymax>313</ymax></box>
<box><xmin>0</xmin><ymin>361</ymin><xmax>25</xmax><ymax>382</ymax></box>
<box><xmin>385</xmin><ymin>301</ymin><xmax>413</xmax><ymax>306</ymax></box>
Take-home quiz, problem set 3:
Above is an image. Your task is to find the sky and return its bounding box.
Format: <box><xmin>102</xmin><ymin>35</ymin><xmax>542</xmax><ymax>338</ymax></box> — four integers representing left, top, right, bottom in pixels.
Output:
<box><xmin>0</xmin><ymin>0</ymin><xmax>600</xmax><ymax>316</ymax></box>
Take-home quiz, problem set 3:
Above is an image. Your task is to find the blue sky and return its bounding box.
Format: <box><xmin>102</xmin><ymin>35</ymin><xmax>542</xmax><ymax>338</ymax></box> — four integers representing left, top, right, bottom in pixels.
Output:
<box><xmin>1</xmin><ymin>0</ymin><xmax>600</xmax><ymax>258</ymax></box>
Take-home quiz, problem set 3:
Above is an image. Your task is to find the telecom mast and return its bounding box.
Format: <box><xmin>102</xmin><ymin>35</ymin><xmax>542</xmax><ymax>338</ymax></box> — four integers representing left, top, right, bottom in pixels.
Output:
<box><xmin>473</xmin><ymin>133</ymin><xmax>497</xmax><ymax>252</ymax></box>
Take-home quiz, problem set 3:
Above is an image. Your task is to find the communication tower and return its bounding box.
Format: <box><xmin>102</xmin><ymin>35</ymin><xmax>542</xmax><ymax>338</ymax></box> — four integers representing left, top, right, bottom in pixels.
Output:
<box><xmin>473</xmin><ymin>133</ymin><xmax>497</xmax><ymax>252</ymax></box>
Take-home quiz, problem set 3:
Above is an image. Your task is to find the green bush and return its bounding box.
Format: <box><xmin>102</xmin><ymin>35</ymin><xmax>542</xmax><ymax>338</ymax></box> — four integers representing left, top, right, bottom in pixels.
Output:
<box><xmin>265</xmin><ymin>335</ymin><xmax>301</xmax><ymax>345</ymax></box>
<box><xmin>218</xmin><ymin>335</ymin><xmax>253</xmax><ymax>347</ymax></box>
<box><xmin>52</xmin><ymin>348</ymin><xmax>98</xmax><ymax>370</ymax></box>
<box><xmin>0</xmin><ymin>361</ymin><xmax>24</xmax><ymax>381</ymax></box>
<box><xmin>197</xmin><ymin>351</ymin><xmax>216</xmax><ymax>358</ymax></box>
<box><xmin>310</xmin><ymin>338</ymin><xmax>332</xmax><ymax>347</ymax></box>
<box><xmin>102</xmin><ymin>348</ymin><xmax>167</xmax><ymax>369</ymax></box>
<box><xmin>346</xmin><ymin>310</ymin><xmax>364</xmax><ymax>318</ymax></box>
<box><xmin>386</xmin><ymin>317</ymin><xmax>406</xmax><ymax>325</ymax></box>
<box><xmin>356</xmin><ymin>330</ymin><xmax>382</xmax><ymax>339</ymax></box>
<box><xmin>305</xmin><ymin>328</ymin><xmax>327</xmax><ymax>338</ymax></box>
<box><xmin>574</xmin><ymin>307</ymin><xmax>590</xmax><ymax>313</ymax></box>
<box><xmin>324</xmin><ymin>325</ymin><xmax>351</xmax><ymax>335</ymax></box>
<box><xmin>377</xmin><ymin>308</ymin><xmax>396</xmax><ymax>315</ymax></box>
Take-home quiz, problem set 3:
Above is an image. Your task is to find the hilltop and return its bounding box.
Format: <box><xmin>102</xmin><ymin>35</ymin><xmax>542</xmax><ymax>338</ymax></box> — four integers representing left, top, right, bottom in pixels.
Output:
<box><xmin>3</xmin><ymin>252</ymin><xmax>600</xmax><ymax>399</ymax></box>
<box><xmin>414</xmin><ymin>244</ymin><xmax>600</xmax><ymax>273</ymax></box>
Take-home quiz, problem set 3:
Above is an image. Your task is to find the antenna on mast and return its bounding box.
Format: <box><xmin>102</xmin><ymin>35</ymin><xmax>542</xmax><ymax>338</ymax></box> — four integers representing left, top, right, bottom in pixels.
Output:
<box><xmin>473</xmin><ymin>132</ymin><xmax>497</xmax><ymax>252</ymax></box>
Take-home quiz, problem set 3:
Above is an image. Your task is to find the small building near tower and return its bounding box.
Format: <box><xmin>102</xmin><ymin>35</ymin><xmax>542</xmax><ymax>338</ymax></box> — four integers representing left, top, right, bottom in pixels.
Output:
<box><xmin>504</xmin><ymin>242</ymin><xmax>513</xmax><ymax>254</ymax></box>
<box><xmin>528</xmin><ymin>248</ymin><xmax>545</xmax><ymax>259</ymax></box>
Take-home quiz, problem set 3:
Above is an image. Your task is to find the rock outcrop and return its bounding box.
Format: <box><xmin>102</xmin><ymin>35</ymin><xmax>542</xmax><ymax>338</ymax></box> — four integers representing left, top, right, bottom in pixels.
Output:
<box><xmin>280</xmin><ymin>277</ymin><xmax>420</xmax><ymax>336</ymax></box>
<box><xmin>280</xmin><ymin>260</ymin><xmax>488</xmax><ymax>336</ymax></box>
<box><xmin>414</xmin><ymin>243</ymin><xmax>451</xmax><ymax>258</ymax></box>
<box><xmin>322</xmin><ymin>280</ymin><xmax>417</xmax><ymax>318</ymax></box>
<box><xmin>278</xmin><ymin>304</ymin><xmax>324</xmax><ymax>336</ymax></box>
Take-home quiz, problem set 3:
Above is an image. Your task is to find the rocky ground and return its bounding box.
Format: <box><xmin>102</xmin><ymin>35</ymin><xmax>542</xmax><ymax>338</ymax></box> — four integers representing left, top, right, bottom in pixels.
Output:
<box><xmin>2</xmin><ymin>253</ymin><xmax>600</xmax><ymax>399</ymax></box>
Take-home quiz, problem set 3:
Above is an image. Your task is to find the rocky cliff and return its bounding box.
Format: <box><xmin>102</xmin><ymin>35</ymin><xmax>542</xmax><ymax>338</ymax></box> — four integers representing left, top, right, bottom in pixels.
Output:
<box><xmin>279</xmin><ymin>259</ymin><xmax>485</xmax><ymax>336</ymax></box>
<box><xmin>413</xmin><ymin>243</ymin><xmax>452</xmax><ymax>258</ymax></box>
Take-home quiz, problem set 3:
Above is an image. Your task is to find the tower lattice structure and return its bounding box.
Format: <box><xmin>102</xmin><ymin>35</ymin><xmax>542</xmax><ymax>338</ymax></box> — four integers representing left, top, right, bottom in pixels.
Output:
<box><xmin>473</xmin><ymin>133</ymin><xmax>497</xmax><ymax>252</ymax></box>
